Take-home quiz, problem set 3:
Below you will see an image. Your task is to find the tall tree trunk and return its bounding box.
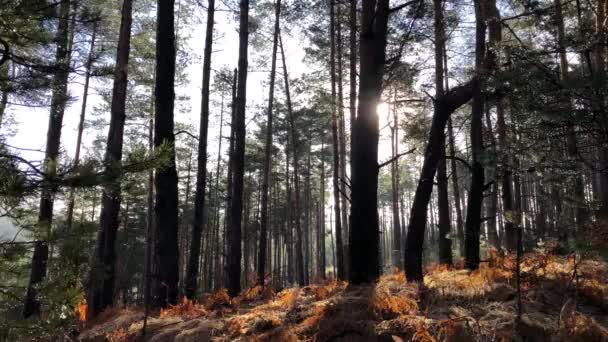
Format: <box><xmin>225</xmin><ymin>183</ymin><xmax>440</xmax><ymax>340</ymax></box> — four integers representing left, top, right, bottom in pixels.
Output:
<box><xmin>153</xmin><ymin>0</ymin><xmax>180</xmax><ymax>307</ymax></box>
<box><xmin>87</xmin><ymin>0</ymin><xmax>133</xmax><ymax>318</ymax></box>
<box><xmin>258</xmin><ymin>0</ymin><xmax>281</xmax><ymax>287</ymax></box>
<box><xmin>24</xmin><ymin>0</ymin><xmax>72</xmax><ymax>318</ymax></box>
<box><xmin>329</xmin><ymin>0</ymin><xmax>346</xmax><ymax>281</ymax></box>
<box><xmin>304</xmin><ymin>145</ymin><xmax>312</xmax><ymax>284</ymax></box>
<box><xmin>593</xmin><ymin>0</ymin><xmax>608</xmax><ymax>219</ymax></box>
<box><xmin>349</xmin><ymin>0</ymin><xmax>390</xmax><ymax>284</ymax></box>
<box><xmin>319</xmin><ymin>143</ymin><xmax>326</xmax><ymax>279</ymax></box>
<box><xmin>464</xmin><ymin>0</ymin><xmax>488</xmax><ymax>271</ymax></box>
<box><xmin>280</xmin><ymin>33</ymin><xmax>305</xmax><ymax>286</ymax></box>
<box><xmin>553</xmin><ymin>0</ymin><xmax>588</xmax><ymax>229</ymax></box>
<box><xmin>227</xmin><ymin>0</ymin><xmax>249</xmax><ymax>297</ymax></box>
<box><xmin>390</xmin><ymin>93</ymin><xmax>402</xmax><ymax>269</ymax></box>
<box><xmin>66</xmin><ymin>22</ymin><xmax>97</xmax><ymax>231</ymax></box>
<box><xmin>185</xmin><ymin>0</ymin><xmax>215</xmax><ymax>299</ymax></box>
<box><xmin>447</xmin><ymin>118</ymin><xmax>465</xmax><ymax>255</ymax></box>
<box><xmin>404</xmin><ymin>83</ymin><xmax>476</xmax><ymax>281</ymax></box>
<box><xmin>142</xmin><ymin>113</ymin><xmax>154</xmax><ymax>334</ymax></box>
<box><xmin>433</xmin><ymin>0</ymin><xmax>452</xmax><ymax>266</ymax></box>
<box><xmin>349</xmin><ymin>0</ymin><xmax>357</xmax><ymax>180</ymax></box>
<box><xmin>0</xmin><ymin>63</ymin><xmax>9</xmax><ymax>128</ymax></box>
<box><xmin>336</xmin><ymin>5</ymin><xmax>349</xmax><ymax>268</ymax></box>
<box><xmin>484</xmin><ymin>108</ymin><xmax>499</xmax><ymax>248</ymax></box>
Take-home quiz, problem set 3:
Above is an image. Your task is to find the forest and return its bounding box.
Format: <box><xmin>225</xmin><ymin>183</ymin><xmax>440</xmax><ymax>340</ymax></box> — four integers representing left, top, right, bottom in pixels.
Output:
<box><xmin>0</xmin><ymin>0</ymin><xmax>607</xmax><ymax>340</ymax></box>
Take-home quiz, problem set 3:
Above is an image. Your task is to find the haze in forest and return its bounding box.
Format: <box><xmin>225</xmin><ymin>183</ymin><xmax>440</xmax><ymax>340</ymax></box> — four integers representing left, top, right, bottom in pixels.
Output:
<box><xmin>0</xmin><ymin>0</ymin><xmax>607</xmax><ymax>340</ymax></box>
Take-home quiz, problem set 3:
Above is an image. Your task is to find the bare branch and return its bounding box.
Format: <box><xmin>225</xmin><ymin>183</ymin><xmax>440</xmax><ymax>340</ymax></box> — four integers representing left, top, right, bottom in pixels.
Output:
<box><xmin>378</xmin><ymin>148</ymin><xmax>416</xmax><ymax>169</ymax></box>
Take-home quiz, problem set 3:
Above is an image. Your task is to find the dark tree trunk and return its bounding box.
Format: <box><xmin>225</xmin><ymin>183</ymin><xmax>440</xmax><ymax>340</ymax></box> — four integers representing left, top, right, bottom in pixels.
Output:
<box><xmin>258</xmin><ymin>0</ymin><xmax>281</xmax><ymax>287</ymax></box>
<box><xmin>304</xmin><ymin>146</ymin><xmax>312</xmax><ymax>284</ymax></box>
<box><xmin>553</xmin><ymin>0</ymin><xmax>588</xmax><ymax>229</ymax></box>
<box><xmin>24</xmin><ymin>0</ymin><xmax>72</xmax><ymax>318</ymax></box>
<box><xmin>185</xmin><ymin>0</ymin><xmax>215</xmax><ymax>299</ymax></box>
<box><xmin>319</xmin><ymin>143</ymin><xmax>327</xmax><ymax>279</ymax></box>
<box><xmin>447</xmin><ymin>118</ymin><xmax>465</xmax><ymax>255</ymax></box>
<box><xmin>280</xmin><ymin>33</ymin><xmax>305</xmax><ymax>286</ymax></box>
<box><xmin>0</xmin><ymin>64</ymin><xmax>8</xmax><ymax>128</ymax></box>
<box><xmin>433</xmin><ymin>0</ymin><xmax>452</xmax><ymax>266</ymax></box>
<box><xmin>496</xmin><ymin>100</ymin><xmax>516</xmax><ymax>251</ymax></box>
<box><xmin>349</xmin><ymin>0</ymin><xmax>390</xmax><ymax>284</ymax></box>
<box><xmin>390</xmin><ymin>95</ymin><xmax>402</xmax><ymax>269</ymax></box>
<box><xmin>404</xmin><ymin>80</ymin><xmax>476</xmax><ymax>281</ymax></box>
<box><xmin>66</xmin><ymin>22</ymin><xmax>97</xmax><ymax>231</ymax></box>
<box><xmin>484</xmin><ymin>108</ymin><xmax>499</xmax><ymax>248</ymax></box>
<box><xmin>349</xmin><ymin>0</ymin><xmax>357</xmax><ymax>180</ymax></box>
<box><xmin>463</xmin><ymin>0</ymin><xmax>487</xmax><ymax>271</ymax></box>
<box><xmin>87</xmin><ymin>0</ymin><xmax>133</xmax><ymax>318</ymax></box>
<box><xmin>153</xmin><ymin>0</ymin><xmax>180</xmax><ymax>307</ymax></box>
<box><xmin>336</xmin><ymin>5</ymin><xmax>349</xmax><ymax>267</ymax></box>
<box><xmin>227</xmin><ymin>0</ymin><xmax>249</xmax><ymax>297</ymax></box>
<box><xmin>329</xmin><ymin>0</ymin><xmax>346</xmax><ymax>281</ymax></box>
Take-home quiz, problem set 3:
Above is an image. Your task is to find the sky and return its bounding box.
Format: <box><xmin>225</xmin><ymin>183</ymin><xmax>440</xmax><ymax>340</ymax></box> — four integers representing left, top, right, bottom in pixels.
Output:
<box><xmin>5</xmin><ymin>1</ymin><xmax>398</xmax><ymax>172</ymax></box>
<box><xmin>2</xmin><ymin>1</ymin><xmax>404</xmax><ymax>243</ymax></box>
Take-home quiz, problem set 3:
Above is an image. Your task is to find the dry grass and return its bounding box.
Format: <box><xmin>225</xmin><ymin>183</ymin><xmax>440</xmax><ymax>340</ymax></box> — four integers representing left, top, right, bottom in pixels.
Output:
<box><xmin>159</xmin><ymin>297</ymin><xmax>208</xmax><ymax>319</ymax></box>
<box><xmin>79</xmin><ymin>250</ymin><xmax>608</xmax><ymax>342</ymax></box>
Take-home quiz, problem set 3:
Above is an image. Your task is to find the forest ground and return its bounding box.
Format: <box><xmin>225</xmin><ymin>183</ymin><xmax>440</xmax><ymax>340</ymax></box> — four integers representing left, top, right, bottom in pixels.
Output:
<box><xmin>78</xmin><ymin>247</ymin><xmax>608</xmax><ymax>342</ymax></box>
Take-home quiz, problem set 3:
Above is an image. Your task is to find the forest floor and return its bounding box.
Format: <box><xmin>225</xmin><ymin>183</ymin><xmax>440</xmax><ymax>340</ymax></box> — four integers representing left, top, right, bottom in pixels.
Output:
<box><xmin>78</xmin><ymin>248</ymin><xmax>608</xmax><ymax>342</ymax></box>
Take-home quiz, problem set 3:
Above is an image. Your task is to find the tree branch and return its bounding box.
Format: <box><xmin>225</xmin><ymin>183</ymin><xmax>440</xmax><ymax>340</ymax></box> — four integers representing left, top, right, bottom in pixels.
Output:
<box><xmin>175</xmin><ymin>130</ymin><xmax>199</xmax><ymax>140</ymax></box>
<box><xmin>445</xmin><ymin>155</ymin><xmax>473</xmax><ymax>172</ymax></box>
<box><xmin>378</xmin><ymin>148</ymin><xmax>416</xmax><ymax>169</ymax></box>
<box><xmin>389</xmin><ymin>0</ymin><xmax>422</xmax><ymax>13</ymax></box>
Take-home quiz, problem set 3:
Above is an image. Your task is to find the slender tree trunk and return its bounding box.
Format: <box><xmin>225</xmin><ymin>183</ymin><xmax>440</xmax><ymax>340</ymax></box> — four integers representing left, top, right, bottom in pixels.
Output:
<box><xmin>329</xmin><ymin>0</ymin><xmax>345</xmax><ymax>281</ymax></box>
<box><xmin>593</xmin><ymin>0</ymin><xmax>608</xmax><ymax>219</ymax></box>
<box><xmin>404</xmin><ymin>84</ymin><xmax>476</xmax><ymax>281</ymax></box>
<box><xmin>553</xmin><ymin>0</ymin><xmax>588</xmax><ymax>229</ymax></box>
<box><xmin>87</xmin><ymin>0</ymin><xmax>133</xmax><ymax>318</ymax></box>
<box><xmin>24</xmin><ymin>0</ymin><xmax>72</xmax><ymax>318</ymax></box>
<box><xmin>0</xmin><ymin>63</ymin><xmax>9</xmax><ymax>128</ymax></box>
<box><xmin>142</xmin><ymin>114</ymin><xmax>154</xmax><ymax>334</ymax></box>
<box><xmin>66</xmin><ymin>22</ymin><xmax>97</xmax><ymax>231</ymax></box>
<box><xmin>464</xmin><ymin>0</ymin><xmax>487</xmax><ymax>271</ymax></box>
<box><xmin>484</xmin><ymin>108</ymin><xmax>499</xmax><ymax>248</ymax></box>
<box><xmin>258</xmin><ymin>0</ymin><xmax>281</xmax><ymax>287</ymax></box>
<box><xmin>304</xmin><ymin>146</ymin><xmax>312</xmax><ymax>284</ymax></box>
<box><xmin>280</xmin><ymin>33</ymin><xmax>305</xmax><ymax>285</ymax></box>
<box><xmin>349</xmin><ymin>0</ymin><xmax>391</xmax><ymax>284</ymax></box>
<box><xmin>336</xmin><ymin>5</ymin><xmax>349</xmax><ymax>269</ymax></box>
<box><xmin>153</xmin><ymin>0</ymin><xmax>180</xmax><ymax>307</ymax></box>
<box><xmin>319</xmin><ymin>143</ymin><xmax>326</xmax><ymax>279</ymax></box>
<box><xmin>227</xmin><ymin>0</ymin><xmax>249</xmax><ymax>297</ymax></box>
<box><xmin>433</xmin><ymin>0</ymin><xmax>452</xmax><ymax>266</ymax></box>
<box><xmin>185</xmin><ymin>0</ymin><xmax>215</xmax><ymax>299</ymax></box>
<box><xmin>349</xmin><ymin>0</ymin><xmax>357</xmax><ymax>180</ymax></box>
<box><xmin>390</xmin><ymin>94</ymin><xmax>402</xmax><ymax>269</ymax></box>
<box><xmin>447</xmin><ymin>118</ymin><xmax>465</xmax><ymax>255</ymax></box>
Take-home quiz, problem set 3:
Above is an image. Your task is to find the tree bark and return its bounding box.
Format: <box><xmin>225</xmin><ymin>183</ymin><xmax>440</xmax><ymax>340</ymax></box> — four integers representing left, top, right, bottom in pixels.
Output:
<box><xmin>24</xmin><ymin>0</ymin><xmax>72</xmax><ymax>318</ymax></box>
<box><xmin>258</xmin><ymin>0</ymin><xmax>281</xmax><ymax>287</ymax></box>
<box><xmin>329</xmin><ymin>0</ymin><xmax>346</xmax><ymax>281</ymax></box>
<box><xmin>153</xmin><ymin>0</ymin><xmax>180</xmax><ymax>307</ymax></box>
<box><xmin>349</xmin><ymin>0</ymin><xmax>390</xmax><ymax>284</ymax></box>
<box><xmin>404</xmin><ymin>80</ymin><xmax>476</xmax><ymax>281</ymax></box>
<box><xmin>280</xmin><ymin>33</ymin><xmax>305</xmax><ymax>286</ymax></box>
<box><xmin>227</xmin><ymin>0</ymin><xmax>249</xmax><ymax>297</ymax></box>
<box><xmin>433</xmin><ymin>0</ymin><xmax>452</xmax><ymax>266</ymax></box>
<box><xmin>185</xmin><ymin>0</ymin><xmax>215</xmax><ymax>299</ymax></box>
<box><xmin>336</xmin><ymin>5</ymin><xmax>349</xmax><ymax>268</ymax></box>
<box><xmin>66</xmin><ymin>22</ymin><xmax>97</xmax><ymax>232</ymax></box>
<box><xmin>87</xmin><ymin>0</ymin><xmax>133</xmax><ymax>318</ymax></box>
<box><xmin>390</xmin><ymin>93</ymin><xmax>402</xmax><ymax>269</ymax></box>
<box><xmin>464</xmin><ymin>0</ymin><xmax>487</xmax><ymax>271</ymax></box>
